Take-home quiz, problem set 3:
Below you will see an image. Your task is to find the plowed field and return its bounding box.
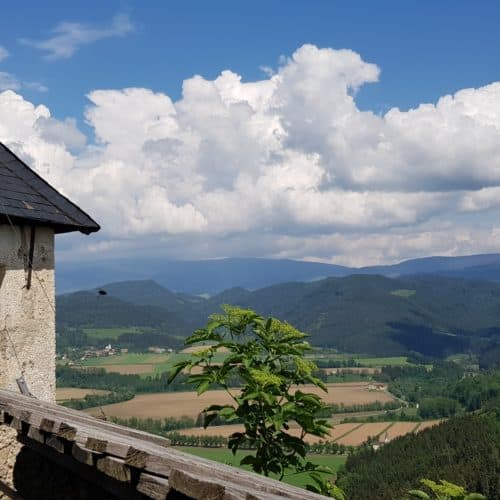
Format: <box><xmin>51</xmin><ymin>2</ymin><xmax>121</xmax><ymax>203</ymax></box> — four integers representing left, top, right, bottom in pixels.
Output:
<box><xmin>87</xmin><ymin>383</ymin><xmax>395</xmax><ymax>419</ymax></box>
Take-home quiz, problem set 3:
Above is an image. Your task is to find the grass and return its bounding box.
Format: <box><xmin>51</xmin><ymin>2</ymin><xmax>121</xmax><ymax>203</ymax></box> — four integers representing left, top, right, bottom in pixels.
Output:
<box><xmin>326</xmin><ymin>373</ymin><xmax>373</xmax><ymax>383</ymax></box>
<box><xmin>81</xmin><ymin>351</ymin><xmax>228</xmax><ymax>377</ymax></box>
<box><xmin>178</xmin><ymin>447</ymin><xmax>346</xmax><ymax>488</ymax></box>
<box><xmin>308</xmin><ymin>351</ymin><xmax>409</xmax><ymax>367</ymax></box>
<box><xmin>356</xmin><ymin>357</ymin><xmax>409</xmax><ymax>367</ymax></box>
<box><xmin>82</xmin><ymin>352</ymin><xmax>171</xmax><ymax>367</ymax></box>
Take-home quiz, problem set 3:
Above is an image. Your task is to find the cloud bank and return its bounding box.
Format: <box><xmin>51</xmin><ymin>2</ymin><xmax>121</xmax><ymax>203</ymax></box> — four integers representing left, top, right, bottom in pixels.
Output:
<box><xmin>2</xmin><ymin>44</ymin><xmax>500</xmax><ymax>265</ymax></box>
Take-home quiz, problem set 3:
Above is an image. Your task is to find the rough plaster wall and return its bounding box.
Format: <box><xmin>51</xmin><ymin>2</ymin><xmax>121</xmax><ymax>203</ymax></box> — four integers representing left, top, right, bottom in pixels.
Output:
<box><xmin>0</xmin><ymin>224</ymin><xmax>55</xmax><ymax>496</ymax></box>
<box><xmin>0</xmin><ymin>427</ymin><xmax>20</xmax><ymax>498</ymax></box>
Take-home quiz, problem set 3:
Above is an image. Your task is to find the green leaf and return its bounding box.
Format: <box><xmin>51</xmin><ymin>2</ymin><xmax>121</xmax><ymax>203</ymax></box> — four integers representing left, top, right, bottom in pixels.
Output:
<box><xmin>196</xmin><ymin>380</ymin><xmax>211</xmax><ymax>395</ymax></box>
<box><xmin>407</xmin><ymin>491</ymin><xmax>431</xmax><ymax>499</ymax></box>
<box><xmin>201</xmin><ymin>412</ymin><xmax>219</xmax><ymax>428</ymax></box>
<box><xmin>166</xmin><ymin>361</ymin><xmax>190</xmax><ymax>384</ymax></box>
<box><xmin>239</xmin><ymin>455</ymin><xmax>257</xmax><ymax>466</ymax></box>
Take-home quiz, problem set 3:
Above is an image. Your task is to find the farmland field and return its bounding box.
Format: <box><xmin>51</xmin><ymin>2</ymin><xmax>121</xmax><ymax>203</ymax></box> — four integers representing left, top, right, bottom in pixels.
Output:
<box><xmin>82</xmin><ymin>352</ymin><xmax>171</xmax><ymax>366</ymax></box>
<box><xmin>82</xmin><ymin>327</ymin><xmax>154</xmax><ymax>341</ymax></box>
<box><xmin>384</xmin><ymin>422</ymin><xmax>420</xmax><ymax>440</ymax></box>
<box><xmin>176</xmin><ymin>422</ymin><xmax>360</xmax><ymax>444</ymax></box>
<box><xmin>323</xmin><ymin>367</ymin><xmax>380</xmax><ymax>374</ymax></box>
<box><xmin>98</xmin><ymin>364</ymin><xmax>156</xmax><ymax>375</ymax></box>
<box><xmin>82</xmin><ymin>352</ymin><xmax>176</xmax><ymax>375</ymax></box>
<box><xmin>308</xmin><ymin>351</ymin><xmax>410</xmax><ymax>367</ymax></box>
<box><xmin>81</xmin><ymin>351</ymin><xmax>227</xmax><ymax>376</ymax></box>
<box><xmin>337</xmin><ymin>422</ymin><xmax>393</xmax><ymax>445</ymax></box>
<box><xmin>356</xmin><ymin>357</ymin><xmax>409</xmax><ymax>367</ymax></box>
<box><xmin>86</xmin><ymin>382</ymin><xmax>395</xmax><ymax>419</ymax></box>
<box><xmin>55</xmin><ymin>388</ymin><xmax>109</xmax><ymax>401</ymax></box>
<box><xmin>174</xmin><ymin>420</ymin><xmax>441</xmax><ymax>446</ymax></box>
<box><xmin>179</xmin><ymin>447</ymin><xmax>346</xmax><ymax>489</ymax></box>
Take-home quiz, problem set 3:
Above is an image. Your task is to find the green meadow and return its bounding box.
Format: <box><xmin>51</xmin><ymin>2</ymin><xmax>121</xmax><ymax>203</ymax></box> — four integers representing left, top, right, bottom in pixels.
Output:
<box><xmin>179</xmin><ymin>447</ymin><xmax>346</xmax><ymax>489</ymax></box>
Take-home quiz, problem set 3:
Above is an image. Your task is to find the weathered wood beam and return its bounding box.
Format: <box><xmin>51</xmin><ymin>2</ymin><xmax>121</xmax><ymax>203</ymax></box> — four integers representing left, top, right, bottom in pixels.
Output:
<box><xmin>0</xmin><ymin>389</ymin><xmax>170</xmax><ymax>447</ymax></box>
<box><xmin>0</xmin><ymin>388</ymin><xmax>326</xmax><ymax>500</ymax></box>
<box><xmin>72</xmin><ymin>442</ymin><xmax>100</xmax><ymax>467</ymax></box>
<box><xmin>96</xmin><ymin>456</ymin><xmax>132</xmax><ymax>483</ymax></box>
<box><xmin>136</xmin><ymin>473</ymin><xmax>170</xmax><ymax>499</ymax></box>
<box><xmin>169</xmin><ymin>468</ymin><xmax>227</xmax><ymax>500</ymax></box>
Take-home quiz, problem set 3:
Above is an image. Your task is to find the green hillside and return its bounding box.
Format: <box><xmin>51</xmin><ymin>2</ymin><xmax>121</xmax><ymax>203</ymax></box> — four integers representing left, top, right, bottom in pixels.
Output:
<box><xmin>57</xmin><ymin>274</ymin><xmax>500</xmax><ymax>357</ymax></box>
<box><xmin>337</xmin><ymin>413</ymin><xmax>500</xmax><ymax>499</ymax></box>
<box><xmin>56</xmin><ymin>291</ymin><xmax>187</xmax><ymax>336</ymax></box>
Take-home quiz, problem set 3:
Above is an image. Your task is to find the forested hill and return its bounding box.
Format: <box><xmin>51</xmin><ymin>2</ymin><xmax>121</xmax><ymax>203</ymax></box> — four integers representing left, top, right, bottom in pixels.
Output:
<box><xmin>337</xmin><ymin>412</ymin><xmax>500</xmax><ymax>499</ymax></box>
<box><xmin>57</xmin><ymin>274</ymin><xmax>500</xmax><ymax>357</ymax></box>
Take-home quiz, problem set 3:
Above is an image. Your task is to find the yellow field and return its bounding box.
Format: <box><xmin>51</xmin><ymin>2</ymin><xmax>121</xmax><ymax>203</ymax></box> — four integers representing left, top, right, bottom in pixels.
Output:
<box><xmin>338</xmin><ymin>422</ymin><xmax>392</xmax><ymax>446</ymax></box>
<box><xmin>86</xmin><ymin>382</ymin><xmax>395</xmax><ymax>419</ymax></box>
<box><xmin>98</xmin><ymin>364</ymin><xmax>155</xmax><ymax>375</ymax></box>
<box><xmin>174</xmin><ymin>423</ymin><xmax>329</xmax><ymax>444</ymax></box>
<box><xmin>174</xmin><ymin>420</ymin><xmax>441</xmax><ymax>446</ymax></box>
<box><xmin>384</xmin><ymin>422</ymin><xmax>420</xmax><ymax>440</ymax></box>
<box><xmin>180</xmin><ymin>346</ymin><xmax>229</xmax><ymax>354</ymax></box>
<box><xmin>55</xmin><ymin>388</ymin><xmax>109</xmax><ymax>401</ymax></box>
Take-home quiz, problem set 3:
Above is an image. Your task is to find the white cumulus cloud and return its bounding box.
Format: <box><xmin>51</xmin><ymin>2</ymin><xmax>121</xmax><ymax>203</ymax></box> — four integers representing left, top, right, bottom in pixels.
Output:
<box><xmin>2</xmin><ymin>44</ymin><xmax>500</xmax><ymax>266</ymax></box>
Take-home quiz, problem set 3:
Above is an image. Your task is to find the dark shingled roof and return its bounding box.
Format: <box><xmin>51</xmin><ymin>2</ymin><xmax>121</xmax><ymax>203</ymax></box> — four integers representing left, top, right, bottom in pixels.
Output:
<box><xmin>0</xmin><ymin>142</ymin><xmax>100</xmax><ymax>234</ymax></box>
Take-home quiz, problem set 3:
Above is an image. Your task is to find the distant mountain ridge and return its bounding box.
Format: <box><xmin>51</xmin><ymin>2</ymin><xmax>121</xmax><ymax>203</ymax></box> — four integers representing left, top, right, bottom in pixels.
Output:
<box><xmin>57</xmin><ymin>273</ymin><xmax>500</xmax><ymax>358</ymax></box>
<box><xmin>57</xmin><ymin>253</ymin><xmax>500</xmax><ymax>294</ymax></box>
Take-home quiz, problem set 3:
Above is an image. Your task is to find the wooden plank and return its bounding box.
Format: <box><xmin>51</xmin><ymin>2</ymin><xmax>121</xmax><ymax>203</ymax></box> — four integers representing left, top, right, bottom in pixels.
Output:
<box><xmin>39</xmin><ymin>417</ymin><xmax>57</xmax><ymax>433</ymax></box>
<box><xmin>0</xmin><ymin>389</ymin><xmax>170</xmax><ymax>447</ymax></box>
<box><xmin>0</xmin><ymin>389</ymin><xmax>325</xmax><ymax>500</ymax></box>
<box><xmin>27</xmin><ymin>426</ymin><xmax>45</xmax><ymax>443</ymax></box>
<box><xmin>169</xmin><ymin>468</ymin><xmax>226</xmax><ymax>500</ymax></box>
<box><xmin>57</xmin><ymin>422</ymin><xmax>78</xmax><ymax>441</ymax></box>
<box><xmin>96</xmin><ymin>456</ymin><xmax>132</xmax><ymax>483</ymax></box>
<box><xmin>86</xmin><ymin>437</ymin><xmax>131</xmax><ymax>458</ymax></box>
<box><xmin>125</xmin><ymin>447</ymin><xmax>150</xmax><ymax>469</ymax></box>
<box><xmin>46</xmin><ymin>436</ymin><xmax>66</xmax><ymax>453</ymax></box>
<box><xmin>72</xmin><ymin>442</ymin><xmax>100</xmax><ymax>467</ymax></box>
<box><xmin>136</xmin><ymin>473</ymin><xmax>170</xmax><ymax>499</ymax></box>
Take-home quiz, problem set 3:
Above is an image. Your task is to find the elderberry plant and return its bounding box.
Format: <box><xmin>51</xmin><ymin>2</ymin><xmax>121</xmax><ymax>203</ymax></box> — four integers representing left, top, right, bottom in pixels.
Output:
<box><xmin>168</xmin><ymin>306</ymin><xmax>338</xmax><ymax>494</ymax></box>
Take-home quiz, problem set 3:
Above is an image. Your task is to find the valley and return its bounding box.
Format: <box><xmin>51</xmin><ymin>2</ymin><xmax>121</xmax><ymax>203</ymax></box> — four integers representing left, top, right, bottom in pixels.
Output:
<box><xmin>54</xmin><ymin>260</ymin><xmax>500</xmax><ymax>498</ymax></box>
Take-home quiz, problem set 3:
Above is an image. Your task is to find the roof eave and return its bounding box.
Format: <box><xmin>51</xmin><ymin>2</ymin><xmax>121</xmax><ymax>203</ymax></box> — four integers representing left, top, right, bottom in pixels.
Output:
<box><xmin>0</xmin><ymin>215</ymin><xmax>101</xmax><ymax>235</ymax></box>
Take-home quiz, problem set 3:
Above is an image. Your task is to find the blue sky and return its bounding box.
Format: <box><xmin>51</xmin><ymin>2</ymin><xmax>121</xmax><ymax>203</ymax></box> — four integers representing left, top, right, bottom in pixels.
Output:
<box><xmin>2</xmin><ymin>2</ymin><xmax>500</xmax><ymax>266</ymax></box>
<box><xmin>3</xmin><ymin>1</ymin><xmax>500</xmax><ymax>124</ymax></box>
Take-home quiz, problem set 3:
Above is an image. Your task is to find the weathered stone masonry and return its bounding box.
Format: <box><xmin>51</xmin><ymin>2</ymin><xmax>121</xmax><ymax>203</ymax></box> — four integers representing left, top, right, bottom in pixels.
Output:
<box><xmin>0</xmin><ymin>225</ymin><xmax>56</xmax><ymax>401</ymax></box>
<box><xmin>0</xmin><ymin>225</ymin><xmax>56</xmax><ymax>493</ymax></box>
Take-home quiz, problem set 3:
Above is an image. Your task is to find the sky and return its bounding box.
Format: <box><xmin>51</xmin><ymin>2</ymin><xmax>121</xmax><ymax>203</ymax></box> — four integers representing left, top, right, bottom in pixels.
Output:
<box><xmin>2</xmin><ymin>1</ymin><xmax>500</xmax><ymax>266</ymax></box>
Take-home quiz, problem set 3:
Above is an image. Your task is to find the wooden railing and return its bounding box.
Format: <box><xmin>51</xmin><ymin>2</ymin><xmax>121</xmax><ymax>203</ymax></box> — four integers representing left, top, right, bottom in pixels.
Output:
<box><xmin>0</xmin><ymin>389</ymin><xmax>326</xmax><ymax>499</ymax></box>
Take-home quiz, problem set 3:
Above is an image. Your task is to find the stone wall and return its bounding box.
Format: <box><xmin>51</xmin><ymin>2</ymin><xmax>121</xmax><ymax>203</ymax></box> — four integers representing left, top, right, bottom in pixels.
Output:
<box><xmin>0</xmin><ymin>224</ymin><xmax>55</xmax><ymax>496</ymax></box>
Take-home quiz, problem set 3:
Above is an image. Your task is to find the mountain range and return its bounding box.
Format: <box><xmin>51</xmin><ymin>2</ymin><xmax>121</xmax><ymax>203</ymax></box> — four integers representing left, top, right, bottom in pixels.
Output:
<box><xmin>57</xmin><ymin>253</ymin><xmax>500</xmax><ymax>294</ymax></box>
<box><xmin>57</xmin><ymin>258</ymin><xmax>500</xmax><ymax>358</ymax></box>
